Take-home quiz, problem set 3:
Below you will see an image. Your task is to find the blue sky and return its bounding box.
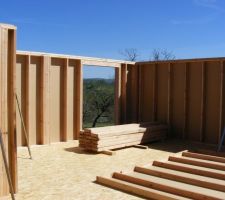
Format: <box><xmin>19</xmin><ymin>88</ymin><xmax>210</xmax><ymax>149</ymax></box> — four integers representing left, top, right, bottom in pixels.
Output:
<box><xmin>83</xmin><ymin>66</ymin><xmax>115</xmax><ymax>79</ymax></box>
<box><xmin>1</xmin><ymin>0</ymin><xmax>225</xmax><ymax>75</ymax></box>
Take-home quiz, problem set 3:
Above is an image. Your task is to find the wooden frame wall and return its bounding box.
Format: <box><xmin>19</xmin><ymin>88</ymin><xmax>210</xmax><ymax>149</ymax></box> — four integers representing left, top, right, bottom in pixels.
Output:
<box><xmin>0</xmin><ymin>24</ymin><xmax>17</xmax><ymax>197</ymax></box>
<box><xmin>16</xmin><ymin>51</ymin><xmax>135</xmax><ymax>145</ymax></box>
<box><xmin>137</xmin><ymin>58</ymin><xmax>225</xmax><ymax>145</ymax></box>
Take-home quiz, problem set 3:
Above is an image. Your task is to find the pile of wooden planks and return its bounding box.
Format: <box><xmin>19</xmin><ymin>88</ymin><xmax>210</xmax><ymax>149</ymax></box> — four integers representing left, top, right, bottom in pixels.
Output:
<box><xmin>79</xmin><ymin>122</ymin><xmax>168</xmax><ymax>152</ymax></box>
<box><xmin>97</xmin><ymin>150</ymin><xmax>225</xmax><ymax>199</ymax></box>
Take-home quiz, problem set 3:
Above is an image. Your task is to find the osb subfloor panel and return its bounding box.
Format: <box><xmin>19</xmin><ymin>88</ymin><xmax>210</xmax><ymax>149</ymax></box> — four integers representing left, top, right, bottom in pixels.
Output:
<box><xmin>1</xmin><ymin>139</ymin><xmax>203</xmax><ymax>200</ymax></box>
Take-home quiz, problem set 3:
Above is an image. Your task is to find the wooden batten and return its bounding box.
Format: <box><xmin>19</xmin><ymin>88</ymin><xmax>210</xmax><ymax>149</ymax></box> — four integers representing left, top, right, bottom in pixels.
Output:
<box><xmin>0</xmin><ymin>24</ymin><xmax>10</xmax><ymax>197</ymax></box>
<box><xmin>37</xmin><ymin>56</ymin><xmax>50</xmax><ymax>144</ymax></box>
<box><xmin>182</xmin><ymin>151</ymin><xmax>225</xmax><ymax>164</ymax></box>
<box><xmin>60</xmin><ymin>58</ymin><xmax>68</xmax><ymax>141</ymax></box>
<box><xmin>153</xmin><ymin>160</ymin><xmax>225</xmax><ymax>180</ymax></box>
<box><xmin>167</xmin><ymin>63</ymin><xmax>172</xmax><ymax>125</ymax></box>
<box><xmin>200</xmin><ymin>62</ymin><xmax>206</xmax><ymax>142</ymax></box>
<box><xmin>169</xmin><ymin>156</ymin><xmax>225</xmax><ymax>171</ymax></box>
<box><xmin>219</xmin><ymin>60</ymin><xmax>224</xmax><ymax>144</ymax></box>
<box><xmin>135</xmin><ymin>165</ymin><xmax>225</xmax><ymax>192</ymax></box>
<box><xmin>138</xmin><ymin>64</ymin><xmax>142</xmax><ymax>122</ymax></box>
<box><xmin>22</xmin><ymin>55</ymin><xmax>30</xmax><ymax>146</ymax></box>
<box><xmin>7</xmin><ymin>28</ymin><xmax>17</xmax><ymax>192</ymax></box>
<box><xmin>113</xmin><ymin>172</ymin><xmax>220</xmax><ymax>200</ymax></box>
<box><xmin>121</xmin><ymin>64</ymin><xmax>127</xmax><ymax>124</ymax></box>
<box><xmin>183</xmin><ymin>62</ymin><xmax>188</xmax><ymax>139</ymax></box>
<box><xmin>153</xmin><ymin>64</ymin><xmax>158</xmax><ymax>121</ymax></box>
<box><xmin>114</xmin><ymin>68</ymin><xmax>121</xmax><ymax>125</ymax></box>
<box><xmin>74</xmin><ymin>59</ymin><xmax>82</xmax><ymax>139</ymax></box>
<box><xmin>96</xmin><ymin>176</ymin><xmax>176</xmax><ymax>200</ymax></box>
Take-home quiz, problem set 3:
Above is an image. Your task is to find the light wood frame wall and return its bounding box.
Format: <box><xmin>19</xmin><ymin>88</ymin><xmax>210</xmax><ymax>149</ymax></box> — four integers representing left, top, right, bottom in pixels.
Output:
<box><xmin>0</xmin><ymin>24</ymin><xmax>17</xmax><ymax>196</ymax></box>
<box><xmin>15</xmin><ymin>51</ymin><xmax>135</xmax><ymax>146</ymax></box>
<box><xmin>137</xmin><ymin>58</ymin><xmax>225</xmax><ymax>145</ymax></box>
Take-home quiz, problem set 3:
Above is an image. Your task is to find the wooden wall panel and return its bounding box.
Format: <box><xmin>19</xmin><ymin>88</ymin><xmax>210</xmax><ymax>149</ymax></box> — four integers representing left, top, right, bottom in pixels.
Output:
<box><xmin>204</xmin><ymin>61</ymin><xmax>221</xmax><ymax>144</ymax></box>
<box><xmin>49</xmin><ymin>59</ymin><xmax>61</xmax><ymax>143</ymax></box>
<box><xmin>126</xmin><ymin>64</ymin><xmax>138</xmax><ymax>123</ymax></box>
<box><xmin>186</xmin><ymin>62</ymin><xmax>202</xmax><ymax>141</ymax></box>
<box><xmin>139</xmin><ymin>64</ymin><xmax>154</xmax><ymax>122</ymax></box>
<box><xmin>0</xmin><ymin>24</ymin><xmax>17</xmax><ymax>197</ymax></box>
<box><xmin>156</xmin><ymin>63</ymin><xmax>168</xmax><ymax>123</ymax></box>
<box><xmin>137</xmin><ymin>58</ymin><xmax>225</xmax><ymax>145</ymax></box>
<box><xmin>29</xmin><ymin>56</ymin><xmax>41</xmax><ymax>145</ymax></box>
<box><xmin>170</xmin><ymin>63</ymin><xmax>186</xmax><ymax>138</ymax></box>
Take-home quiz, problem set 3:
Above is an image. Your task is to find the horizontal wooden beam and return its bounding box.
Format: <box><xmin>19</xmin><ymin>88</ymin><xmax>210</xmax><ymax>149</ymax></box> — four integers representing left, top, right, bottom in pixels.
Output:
<box><xmin>194</xmin><ymin>149</ymin><xmax>225</xmax><ymax>158</ymax></box>
<box><xmin>113</xmin><ymin>172</ymin><xmax>220</xmax><ymax>200</ymax></box>
<box><xmin>182</xmin><ymin>152</ymin><xmax>225</xmax><ymax>164</ymax></box>
<box><xmin>137</xmin><ymin>57</ymin><xmax>225</xmax><ymax>65</ymax></box>
<box><xmin>134</xmin><ymin>166</ymin><xmax>225</xmax><ymax>192</ymax></box>
<box><xmin>0</xmin><ymin>23</ymin><xmax>17</xmax><ymax>30</ymax></box>
<box><xmin>153</xmin><ymin>161</ymin><xmax>225</xmax><ymax>180</ymax></box>
<box><xmin>96</xmin><ymin>176</ymin><xmax>176</xmax><ymax>200</ymax></box>
<box><xmin>16</xmin><ymin>50</ymin><xmax>135</xmax><ymax>67</ymax></box>
<box><xmin>82</xmin><ymin>60</ymin><xmax>120</xmax><ymax>68</ymax></box>
<box><xmin>168</xmin><ymin>156</ymin><xmax>225</xmax><ymax>171</ymax></box>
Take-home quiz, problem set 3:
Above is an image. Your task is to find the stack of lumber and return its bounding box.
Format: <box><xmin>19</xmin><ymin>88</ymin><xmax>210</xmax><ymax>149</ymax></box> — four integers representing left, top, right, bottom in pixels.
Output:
<box><xmin>79</xmin><ymin>122</ymin><xmax>168</xmax><ymax>152</ymax></box>
<box><xmin>97</xmin><ymin>150</ymin><xmax>225</xmax><ymax>199</ymax></box>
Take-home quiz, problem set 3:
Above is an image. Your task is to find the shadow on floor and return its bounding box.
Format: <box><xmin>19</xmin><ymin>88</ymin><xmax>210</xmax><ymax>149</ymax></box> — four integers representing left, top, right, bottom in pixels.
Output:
<box><xmin>145</xmin><ymin>138</ymin><xmax>219</xmax><ymax>153</ymax></box>
<box><xmin>64</xmin><ymin>146</ymin><xmax>97</xmax><ymax>155</ymax></box>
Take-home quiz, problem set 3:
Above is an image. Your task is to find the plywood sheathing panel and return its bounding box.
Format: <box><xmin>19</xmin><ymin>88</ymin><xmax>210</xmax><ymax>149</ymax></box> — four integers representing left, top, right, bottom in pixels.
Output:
<box><xmin>204</xmin><ymin>61</ymin><xmax>221</xmax><ymax>144</ymax></box>
<box><xmin>156</xmin><ymin>63</ymin><xmax>169</xmax><ymax>124</ymax></box>
<box><xmin>126</xmin><ymin>64</ymin><xmax>138</xmax><ymax>123</ymax></box>
<box><xmin>49</xmin><ymin>58</ymin><xmax>61</xmax><ymax>143</ymax></box>
<box><xmin>139</xmin><ymin>64</ymin><xmax>155</xmax><ymax>122</ymax></box>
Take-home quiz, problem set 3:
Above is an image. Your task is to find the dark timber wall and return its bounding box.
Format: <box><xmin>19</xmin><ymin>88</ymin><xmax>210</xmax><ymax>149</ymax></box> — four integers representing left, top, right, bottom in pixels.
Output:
<box><xmin>136</xmin><ymin>58</ymin><xmax>225</xmax><ymax>145</ymax></box>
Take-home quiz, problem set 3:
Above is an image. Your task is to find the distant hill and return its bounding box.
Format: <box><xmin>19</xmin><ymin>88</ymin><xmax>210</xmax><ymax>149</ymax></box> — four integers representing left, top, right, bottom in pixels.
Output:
<box><xmin>84</xmin><ymin>78</ymin><xmax>114</xmax><ymax>84</ymax></box>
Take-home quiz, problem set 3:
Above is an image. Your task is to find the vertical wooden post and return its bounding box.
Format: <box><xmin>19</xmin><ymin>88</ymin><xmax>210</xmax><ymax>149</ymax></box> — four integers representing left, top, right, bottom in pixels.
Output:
<box><xmin>200</xmin><ymin>62</ymin><xmax>206</xmax><ymax>142</ymax></box>
<box><xmin>121</xmin><ymin>64</ymin><xmax>127</xmax><ymax>124</ymax></box>
<box><xmin>114</xmin><ymin>67</ymin><xmax>121</xmax><ymax>125</ymax></box>
<box><xmin>74</xmin><ymin>59</ymin><xmax>82</xmax><ymax>139</ymax></box>
<box><xmin>22</xmin><ymin>55</ymin><xmax>30</xmax><ymax>146</ymax></box>
<box><xmin>7</xmin><ymin>27</ymin><xmax>17</xmax><ymax>192</ymax></box>
<box><xmin>43</xmin><ymin>56</ymin><xmax>50</xmax><ymax>144</ymax></box>
<box><xmin>167</xmin><ymin>63</ymin><xmax>172</xmax><ymax>125</ymax></box>
<box><xmin>153</xmin><ymin>64</ymin><xmax>158</xmax><ymax>121</ymax></box>
<box><xmin>38</xmin><ymin>56</ymin><xmax>44</xmax><ymax>144</ymax></box>
<box><xmin>0</xmin><ymin>24</ymin><xmax>11</xmax><ymax>197</ymax></box>
<box><xmin>183</xmin><ymin>62</ymin><xmax>188</xmax><ymax>139</ymax></box>
<box><xmin>138</xmin><ymin>64</ymin><xmax>142</xmax><ymax>122</ymax></box>
<box><xmin>131</xmin><ymin>64</ymin><xmax>138</xmax><ymax>122</ymax></box>
<box><xmin>219</xmin><ymin>60</ymin><xmax>224</xmax><ymax>144</ymax></box>
<box><xmin>60</xmin><ymin>58</ymin><xmax>68</xmax><ymax>141</ymax></box>
<box><xmin>38</xmin><ymin>56</ymin><xmax>50</xmax><ymax>144</ymax></box>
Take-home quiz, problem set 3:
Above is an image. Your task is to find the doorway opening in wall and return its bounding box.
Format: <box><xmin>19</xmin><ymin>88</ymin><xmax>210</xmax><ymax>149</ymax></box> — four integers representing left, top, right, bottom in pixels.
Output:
<box><xmin>83</xmin><ymin>66</ymin><xmax>115</xmax><ymax>128</ymax></box>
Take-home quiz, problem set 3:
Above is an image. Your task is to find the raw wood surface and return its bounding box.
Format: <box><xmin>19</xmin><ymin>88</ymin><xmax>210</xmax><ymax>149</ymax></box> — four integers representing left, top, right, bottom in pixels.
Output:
<box><xmin>96</xmin><ymin>149</ymin><xmax>225</xmax><ymax>199</ymax></box>
<box><xmin>3</xmin><ymin>139</ymin><xmax>180</xmax><ymax>200</ymax></box>
<box><xmin>79</xmin><ymin>123</ymin><xmax>168</xmax><ymax>152</ymax></box>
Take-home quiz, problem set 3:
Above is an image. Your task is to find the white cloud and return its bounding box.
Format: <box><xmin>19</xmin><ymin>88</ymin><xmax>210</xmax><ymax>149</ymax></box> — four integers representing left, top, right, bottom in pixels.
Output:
<box><xmin>170</xmin><ymin>0</ymin><xmax>224</xmax><ymax>25</ymax></box>
<box><xmin>194</xmin><ymin>0</ymin><xmax>225</xmax><ymax>12</ymax></box>
<box><xmin>170</xmin><ymin>13</ymin><xmax>218</xmax><ymax>25</ymax></box>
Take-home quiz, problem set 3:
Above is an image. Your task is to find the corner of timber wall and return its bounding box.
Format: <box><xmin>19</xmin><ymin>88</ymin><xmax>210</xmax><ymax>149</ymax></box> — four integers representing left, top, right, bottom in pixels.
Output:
<box><xmin>136</xmin><ymin>59</ymin><xmax>225</xmax><ymax>145</ymax></box>
<box><xmin>0</xmin><ymin>23</ymin><xmax>17</xmax><ymax>197</ymax></box>
<box><xmin>1</xmin><ymin>22</ymin><xmax>225</xmax><ymax>198</ymax></box>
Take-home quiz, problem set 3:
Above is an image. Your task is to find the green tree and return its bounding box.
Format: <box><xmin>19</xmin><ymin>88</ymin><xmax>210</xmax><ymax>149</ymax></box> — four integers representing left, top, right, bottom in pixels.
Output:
<box><xmin>83</xmin><ymin>79</ymin><xmax>114</xmax><ymax>128</ymax></box>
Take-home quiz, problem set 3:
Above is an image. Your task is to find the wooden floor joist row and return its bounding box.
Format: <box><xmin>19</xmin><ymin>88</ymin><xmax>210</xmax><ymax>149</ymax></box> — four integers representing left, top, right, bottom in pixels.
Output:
<box><xmin>96</xmin><ymin>150</ymin><xmax>225</xmax><ymax>200</ymax></box>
